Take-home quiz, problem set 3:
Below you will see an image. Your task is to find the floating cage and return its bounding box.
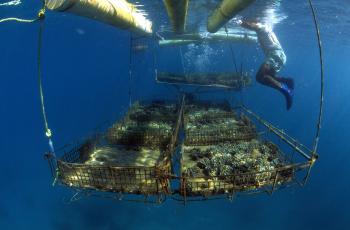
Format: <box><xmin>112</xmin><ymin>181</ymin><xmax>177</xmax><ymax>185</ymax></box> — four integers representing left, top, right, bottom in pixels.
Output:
<box><xmin>52</xmin><ymin>100</ymin><xmax>184</xmax><ymax>196</ymax></box>
<box><xmin>18</xmin><ymin>0</ymin><xmax>322</xmax><ymax>206</ymax></box>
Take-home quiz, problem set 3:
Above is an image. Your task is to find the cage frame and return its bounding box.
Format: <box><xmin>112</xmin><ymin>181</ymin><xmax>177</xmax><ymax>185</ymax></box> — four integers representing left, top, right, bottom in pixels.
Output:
<box><xmin>35</xmin><ymin>0</ymin><xmax>323</xmax><ymax>206</ymax></box>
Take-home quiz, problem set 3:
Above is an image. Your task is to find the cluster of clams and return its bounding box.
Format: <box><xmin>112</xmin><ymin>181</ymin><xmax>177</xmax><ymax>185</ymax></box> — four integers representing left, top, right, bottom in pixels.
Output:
<box><xmin>185</xmin><ymin>141</ymin><xmax>284</xmax><ymax>178</ymax></box>
<box><xmin>107</xmin><ymin>101</ymin><xmax>177</xmax><ymax>147</ymax></box>
<box><xmin>129</xmin><ymin>101</ymin><xmax>177</xmax><ymax>123</ymax></box>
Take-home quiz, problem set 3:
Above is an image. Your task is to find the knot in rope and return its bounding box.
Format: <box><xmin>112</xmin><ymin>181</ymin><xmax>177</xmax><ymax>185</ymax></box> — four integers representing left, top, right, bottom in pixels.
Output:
<box><xmin>38</xmin><ymin>8</ymin><xmax>46</xmax><ymax>20</ymax></box>
<box><xmin>45</xmin><ymin>128</ymin><xmax>52</xmax><ymax>138</ymax></box>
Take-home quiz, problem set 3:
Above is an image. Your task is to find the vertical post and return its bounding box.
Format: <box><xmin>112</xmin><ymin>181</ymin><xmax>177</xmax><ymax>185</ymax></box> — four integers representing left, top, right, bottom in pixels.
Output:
<box><xmin>182</xmin><ymin>177</ymin><xmax>187</xmax><ymax>205</ymax></box>
<box><xmin>290</xmin><ymin>144</ymin><xmax>296</xmax><ymax>163</ymax></box>
<box><xmin>308</xmin><ymin>0</ymin><xmax>324</xmax><ymax>159</ymax></box>
<box><xmin>303</xmin><ymin>159</ymin><xmax>316</xmax><ymax>186</ymax></box>
<box><xmin>271</xmin><ymin>172</ymin><xmax>279</xmax><ymax>195</ymax></box>
<box><xmin>153</xmin><ymin>34</ymin><xmax>158</xmax><ymax>83</ymax></box>
<box><xmin>179</xmin><ymin>46</ymin><xmax>186</xmax><ymax>75</ymax></box>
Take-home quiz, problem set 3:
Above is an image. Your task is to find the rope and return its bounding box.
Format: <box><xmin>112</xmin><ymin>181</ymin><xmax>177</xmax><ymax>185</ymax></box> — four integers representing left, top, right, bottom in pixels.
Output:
<box><xmin>224</xmin><ymin>25</ymin><xmax>238</xmax><ymax>73</ymax></box>
<box><xmin>153</xmin><ymin>33</ymin><xmax>158</xmax><ymax>82</ymax></box>
<box><xmin>0</xmin><ymin>2</ymin><xmax>49</xmax><ymax>141</ymax></box>
<box><xmin>238</xmin><ymin>32</ymin><xmax>251</xmax><ymax>106</ymax></box>
<box><xmin>0</xmin><ymin>4</ymin><xmax>45</xmax><ymax>24</ymax></box>
<box><xmin>38</xmin><ymin>21</ymin><xmax>48</xmax><ymax>136</ymax></box>
<box><xmin>128</xmin><ymin>33</ymin><xmax>133</xmax><ymax>108</ymax></box>
<box><xmin>179</xmin><ymin>46</ymin><xmax>186</xmax><ymax>75</ymax></box>
<box><xmin>36</xmin><ymin>2</ymin><xmax>55</xmax><ymax>154</ymax></box>
<box><xmin>0</xmin><ymin>17</ymin><xmax>37</xmax><ymax>23</ymax></box>
<box><xmin>308</xmin><ymin>0</ymin><xmax>324</xmax><ymax>157</ymax></box>
<box><xmin>224</xmin><ymin>25</ymin><xmax>245</xmax><ymax>105</ymax></box>
<box><xmin>38</xmin><ymin>18</ymin><xmax>54</xmax><ymax>152</ymax></box>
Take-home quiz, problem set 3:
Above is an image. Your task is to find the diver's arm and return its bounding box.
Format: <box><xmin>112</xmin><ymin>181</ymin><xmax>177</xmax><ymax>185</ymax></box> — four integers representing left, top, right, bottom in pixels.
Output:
<box><xmin>240</xmin><ymin>21</ymin><xmax>260</xmax><ymax>31</ymax></box>
<box><xmin>237</xmin><ymin>19</ymin><xmax>266</xmax><ymax>33</ymax></box>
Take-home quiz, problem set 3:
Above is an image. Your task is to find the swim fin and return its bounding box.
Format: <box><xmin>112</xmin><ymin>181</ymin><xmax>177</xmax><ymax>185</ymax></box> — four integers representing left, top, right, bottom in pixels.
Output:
<box><xmin>283</xmin><ymin>78</ymin><xmax>294</xmax><ymax>90</ymax></box>
<box><xmin>277</xmin><ymin>77</ymin><xmax>294</xmax><ymax>90</ymax></box>
<box><xmin>280</xmin><ymin>83</ymin><xmax>294</xmax><ymax>110</ymax></box>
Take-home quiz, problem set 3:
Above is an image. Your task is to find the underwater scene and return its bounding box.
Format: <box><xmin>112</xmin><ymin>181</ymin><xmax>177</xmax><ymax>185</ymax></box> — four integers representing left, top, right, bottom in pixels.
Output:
<box><xmin>0</xmin><ymin>0</ymin><xmax>349</xmax><ymax>229</ymax></box>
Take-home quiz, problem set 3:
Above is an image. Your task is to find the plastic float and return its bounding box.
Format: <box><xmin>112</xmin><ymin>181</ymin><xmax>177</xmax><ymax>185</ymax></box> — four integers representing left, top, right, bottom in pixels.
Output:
<box><xmin>207</xmin><ymin>0</ymin><xmax>256</xmax><ymax>33</ymax></box>
<box><xmin>46</xmin><ymin>0</ymin><xmax>153</xmax><ymax>34</ymax></box>
<box><xmin>163</xmin><ymin>0</ymin><xmax>189</xmax><ymax>34</ymax></box>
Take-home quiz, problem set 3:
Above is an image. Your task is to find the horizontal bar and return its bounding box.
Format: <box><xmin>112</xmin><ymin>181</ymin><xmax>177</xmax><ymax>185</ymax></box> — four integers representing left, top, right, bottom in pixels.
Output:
<box><xmin>241</xmin><ymin>106</ymin><xmax>313</xmax><ymax>160</ymax></box>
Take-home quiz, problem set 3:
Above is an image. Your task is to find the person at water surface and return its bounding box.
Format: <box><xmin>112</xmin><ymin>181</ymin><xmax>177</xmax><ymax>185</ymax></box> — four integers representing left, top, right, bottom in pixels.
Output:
<box><xmin>236</xmin><ymin>19</ymin><xmax>294</xmax><ymax>110</ymax></box>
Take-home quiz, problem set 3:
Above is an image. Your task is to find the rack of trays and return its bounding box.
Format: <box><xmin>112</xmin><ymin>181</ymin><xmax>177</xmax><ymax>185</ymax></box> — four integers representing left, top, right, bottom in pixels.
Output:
<box><xmin>47</xmin><ymin>96</ymin><xmax>315</xmax><ymax>203</ymax></box>
<box><xmin>55</xmin><ymin>99</ymin><xmax>183</xmax><ymax>196</ymax></box>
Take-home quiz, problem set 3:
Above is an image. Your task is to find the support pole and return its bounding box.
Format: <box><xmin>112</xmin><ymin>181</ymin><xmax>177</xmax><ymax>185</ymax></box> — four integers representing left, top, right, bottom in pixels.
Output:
<box><xmin>46</xmin><ymin>0</ymin><xmax>152</xmax><ymax>34</ymax></box>
<box><xmin>207</xmin><ymin>0</ymin><xmax>255</xmax><ymax>33</ymax></box>
<box><xmin>163</xmin><ymin>0</ymin><xmax>189</xmax><ymax>34</ymax></box>
<box><xmin>308</xmin><ymin>0</ymin><xmax>324</xmax><ymax>157</ymax></box>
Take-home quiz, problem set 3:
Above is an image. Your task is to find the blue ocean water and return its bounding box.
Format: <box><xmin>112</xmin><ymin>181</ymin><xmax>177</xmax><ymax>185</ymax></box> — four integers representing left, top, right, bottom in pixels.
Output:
<box><xmin>0</xmin><ymin>0</ymin><xmax>349</xmax><ymax>229</ymax></box>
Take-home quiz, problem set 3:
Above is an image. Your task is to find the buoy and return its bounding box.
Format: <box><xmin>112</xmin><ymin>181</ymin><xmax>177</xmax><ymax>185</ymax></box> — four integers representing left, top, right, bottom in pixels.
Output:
<box><xmin>163</xmin><ymin>0</ymin><xmax>189</xmax><ymax>34</ymax></box>
<box><xmin>46</xmin><ymin>0</ymin><xmax>153</xmax><ymax>34</ymax></box>
<box><xmin>207</xmin><ymin>0</ymin><xmax>255</xmax><ymax>33</ymax></box>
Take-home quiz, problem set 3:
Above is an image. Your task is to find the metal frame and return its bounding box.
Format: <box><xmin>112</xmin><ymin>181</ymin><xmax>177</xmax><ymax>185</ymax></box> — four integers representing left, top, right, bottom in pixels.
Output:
<box><xmin>155</xmin><ymin>71</ymin><xmax>252</xmax><ymax>90</ymax></box>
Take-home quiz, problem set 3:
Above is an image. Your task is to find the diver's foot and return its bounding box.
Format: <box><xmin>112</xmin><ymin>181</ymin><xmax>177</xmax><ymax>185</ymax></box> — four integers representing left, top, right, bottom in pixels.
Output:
<box><xmin>277</xmin><ymin>77</ymin><xmax>294</xmax><ymax>90</ymax></box>
<box><xmin>280</xmin><ymin>83</ymin><xmax>294</xmax><ymax>110</ymax></box>
<box><xmin>284</xmin><ymin>78</ymin><xmax>294</xmax><ymax>90</ymax></box>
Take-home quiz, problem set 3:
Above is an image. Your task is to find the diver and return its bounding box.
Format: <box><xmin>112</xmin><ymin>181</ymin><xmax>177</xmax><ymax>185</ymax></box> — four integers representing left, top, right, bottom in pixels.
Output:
<box><xmin>236</xmin><ymin>19</ymin><xmax>294</xmax><ymax>110</ymax></box>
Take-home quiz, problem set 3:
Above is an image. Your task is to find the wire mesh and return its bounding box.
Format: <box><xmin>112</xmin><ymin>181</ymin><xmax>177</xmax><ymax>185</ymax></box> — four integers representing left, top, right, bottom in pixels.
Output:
<box><xmin>183</xmin><ymin>101</ymin><xmax>257</xmax><ymax>145</ymax></box>
<box><xmin>185</xmin><ymin>127</ymin><xmax>257</xmax><ymax>145</ymax></box>
<box><xmin>57</xmin><ymin>159</ymin><xmax>168</xmax><ymax>194</ymax></box>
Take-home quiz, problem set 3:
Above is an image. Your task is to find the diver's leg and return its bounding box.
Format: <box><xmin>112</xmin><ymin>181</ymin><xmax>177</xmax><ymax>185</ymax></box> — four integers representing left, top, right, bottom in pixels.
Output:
<box><xmin>271</xmin><ymin>50</ymin><xmax>294</xmax><ymax>90</ymax></box>
<box><xmin>256</xmin><ymin>63</ymin><xmax>293</xmax><ymax>110</ymax></box>
<box><xmin>256</xmin><ymin>63</ymin><xmax>282</xmax><ymax>89</ymax></box>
